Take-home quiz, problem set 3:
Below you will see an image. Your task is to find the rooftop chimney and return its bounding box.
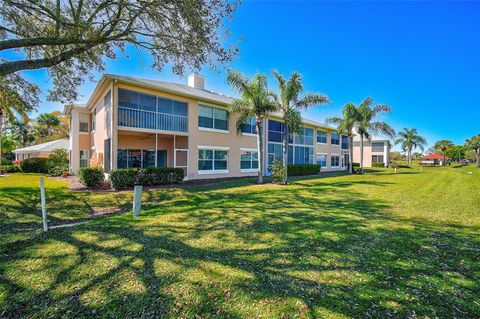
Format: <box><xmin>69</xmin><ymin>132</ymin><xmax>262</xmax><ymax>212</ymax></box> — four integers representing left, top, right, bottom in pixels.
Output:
<box><xmin>188</xmin><ymin>73</ymin><xmax>205</xmax><ymax>90</ymax></box>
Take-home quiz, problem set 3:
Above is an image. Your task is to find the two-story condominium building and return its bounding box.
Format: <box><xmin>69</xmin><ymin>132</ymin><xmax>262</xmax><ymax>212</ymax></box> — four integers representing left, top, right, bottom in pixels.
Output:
<box><xmin>352</xmin><ymin>135</ymin><xmax>391</xmax><ymax>168</ymax></box>
<box><xmin>65</xmin><ymin>74</ymin><xmax>350</xmax><ymax>179</ymax></box>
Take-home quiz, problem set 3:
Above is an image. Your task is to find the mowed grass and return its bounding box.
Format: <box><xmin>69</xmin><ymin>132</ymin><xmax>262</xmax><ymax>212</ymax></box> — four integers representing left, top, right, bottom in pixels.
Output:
<box><xmin>0</xmin><ymin>167</ymin><xmax>479</xmax><ymax>318</ymax></box>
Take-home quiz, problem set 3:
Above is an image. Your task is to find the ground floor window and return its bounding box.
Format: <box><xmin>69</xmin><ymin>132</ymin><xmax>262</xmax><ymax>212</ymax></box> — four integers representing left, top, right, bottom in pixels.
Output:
<box><xmin>198</xmin><ymin>149</ymin><xmax>228</xmax><ymax>172</ymax></box>
<box><xmin>80</xmin><ymin>150</ymin><xmax>89</xmax><ymax>168</ymax></box>
<box><xmin>268</xmin><ymin>143</ymin><xmax>313</xmax><ymax>166</ymax></box>
<box><xmin>117</xmin><ymin>149</ymin><xmax>166</xmax><ymax>168</ymax></box>
<box><xmin>267</xmin><ymin>143</ymin><xmax>282</xmax><ymax>166</ymax></box>
<box><xmin>293</xmin><ymin>146</ymin><xmax>314</xmax><ymax>164</ymax></box>
<box><xmin>316</xmin><ymin>154</ymin><xmax>327</xmax><ymax>167</ymax></box>
<box><xmin>240</xmin><ymin>150</ymin><xmax>258</xmax><ymax>170</ymax></box>
<box><xmin>342</xmin><ymin>153</ymin><xmax>349</xmax><ymax>167</ymax></box>
<box><xmin>331</xmin><ymin>155</ymin><xmax>340</xmax><ymax>167</ymax></box>
<box><xmin>372</xmin><ymin>155</ymin><xmax>384</xmax><ymax>163</ymax></box>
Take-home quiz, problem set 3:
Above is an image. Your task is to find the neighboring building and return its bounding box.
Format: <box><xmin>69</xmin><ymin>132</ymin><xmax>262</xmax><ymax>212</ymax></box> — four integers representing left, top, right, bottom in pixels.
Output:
<box><xmin>64</xmin><ymin>74</ymin><xmax>350</xmax><ymax>179</ymax></box>
<box><xmin>420</xmin><ymin>154</ymin><xmax>449</xmax><ymax>166</ymax></box>
<box><xmin>12</xmin><ymin>139</ymin><xmax>69</xmax><ymax>161</ymax></box>
<box><xmin>352</xmin><ymin>135</ymin><xmax>391</xmax><ymax>168</ymax></box>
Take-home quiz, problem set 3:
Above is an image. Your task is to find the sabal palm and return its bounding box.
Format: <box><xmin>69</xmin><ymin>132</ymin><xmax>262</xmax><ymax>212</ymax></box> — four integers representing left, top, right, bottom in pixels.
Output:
<box><xmin>395</xmin><ymin>128</ymin><xmax>426</xmax><ymax>166</ymax></box>
<box><xmin>272</xmin><ymin>71</ymin><xmax>329</xmax><ymax>184</ymax></box>
<box><xmin>227</xmin><ymin>70</ymin><xmax>278</xmax><ymax>184</ymax></box>
<box><xmin>326</xmin><ymin>103</ymin><xmax>357</xmax><ymax>174</ymax></box>
<box><xmin>0</xmin><ymin>89</ymin><xmax>29</xmax><ymax>157</ymax></box>
<box><xmin>434</xmin><ymin>140</ymin><xmax>453</xmax><ymax>166</ymax></box>
<box><xmin>465</xmin><ymin>134</ymin><xmax>480</xmax><ymax>167</ymax></box>
<box><xmin>355</xmin><ymin>97</ymin><xmax>395</xmax><ymax>173</ymax></box>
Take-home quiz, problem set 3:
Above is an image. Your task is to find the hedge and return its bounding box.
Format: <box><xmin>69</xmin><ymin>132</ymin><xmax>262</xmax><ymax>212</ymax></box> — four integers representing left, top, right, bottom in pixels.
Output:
<box><xmin>287</xmin><ymin>164</ymin><xmax>320</xmax><ymax>176</ymax></box>
<box><xmin>20</xmin><ymin>158</ymin><xmax>49</xmax><ymax>173</ymax></box>
<box><xmin>79</xmin><ymin>167</ymin><xmax>105</xmax><ymax>187</ymax></box>
<box><xmin>372</xmin><ymin>162</ymin><xmax>385</xmax><ymax>168</ymax></box>
<box><xmin>0</xmin><ymin>165</ymin><xmax>22</xmax><ymax>173</ymax></box>
<box><xmin>109</xmin><ymin>167</ymin><xmax>184</xmax><ymax>190</ymax></box>
<box><xmin>1</xmin><ymin>158</ymin><xmax>11</xmax><ymax>165</ymax></box>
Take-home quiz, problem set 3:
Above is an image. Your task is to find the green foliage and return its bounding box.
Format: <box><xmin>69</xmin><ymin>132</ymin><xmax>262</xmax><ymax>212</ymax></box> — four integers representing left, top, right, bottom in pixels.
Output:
<box><xmin>79</xmin><ymin>167</ymin><xmax>105</xmax><ymax>187</ymax></box>
<box><xmin>48</xmin><ymin>148</ymin><xmax>69</xmax><ymax>176</ymax></box>
<box><xmin>372</xmin><ymin>162</ymin><xmax>385</xmax><ymax>168</ymax></box>
<box><xmin>20</xmin><ymin>158</ymin><xmax>48</xmax><ymax>173</ymax></box>
<box><xmin>109</xmin><ymin>167</ymin><xmax>184</xmax><ymax>190</ymax></box>
<box><xmin>0</xmin><ymin>164</ymin><xmax>21</xmax><ymax>173</ymax></box>
<box><xmin>1</xmin><ymin>157</ymin><xmax>11</xmax><ymax>165</ymax></box>
<box><xmin>270</xmin><ymin>160</ymin><xmax>286</xmax><ymax>183</ymax></box>
<box><xmin>352</xmin><ymin>162</ymin><xmax>360</xmax><ymax>167</ymax></box>
<box><xmin>287</xmin><ymin>164</ymin><xmax>320</xmax><ymax>176</ymax></box>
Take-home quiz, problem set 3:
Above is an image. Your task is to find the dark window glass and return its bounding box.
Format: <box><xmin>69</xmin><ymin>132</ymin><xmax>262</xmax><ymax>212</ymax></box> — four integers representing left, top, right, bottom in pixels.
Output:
<box><xmin>331</xmin><ymin>133</ymin><xmax>340</xmax><ymax>145</ymax></box>
<box><xmin>341</xmin><ymin>135</ymin><xmax>349</xmax><ymax>149</ymax></box>
<box><xmin>173</xmin><ymin>101</ymin><xmax>188</xmax><ymax>116</ymax></box>
<box><xmin>139</xmin><ymin>94</ymin><xmax>156</xmax><ymax>112</ymax></box>
<box><xmin>117</xmin><ymin>149</ymin><xmax>128</xmax><ymax>168</ymax></box>
<box><xmin>129</xmin><ymin>149</ymin><xmax>142</xmax><ymax>168</ymax></box>
<box><xmin>118</xmin><ymin>89</ymin><xmax>139</xmax><ymax>109</ymax></box>
<box><xmin>79</xmin><ymin>122</ymin><xmax>88</xmax><ymax>132</ymax></box>
<box><xmin>317</xmin><ymin>131</ymin><xmax>327</xmax><ymax>143</ymax></box>
<box><xmin>143</xmin><ymin>150</ymin><xmax>156</xmax><ymax>167</ymax></box>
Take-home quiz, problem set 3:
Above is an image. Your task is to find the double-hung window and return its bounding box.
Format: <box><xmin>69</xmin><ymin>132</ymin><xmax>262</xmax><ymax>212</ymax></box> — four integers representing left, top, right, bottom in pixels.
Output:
<box><xmin>198</xmin><ymin>105</ymin><xmax>229</xmax><ymax>131</ymax></box>
<box><xmin>331</xmin><ymin>133</ymin><xmax>340</xmax><ymax>145</ymax></box>
<box><xmin>80</xmin><ymin>150</ymin><xmax>89</xmax><ymax>168</ymax></box>
<box><xmin>240</xmin><ymin>150</ymin><xmax>259</xmax><ymax>171</ymax></box>
<box><xmin>316</xmin><ymin>154</ymin><xmax>327</xmax><ymax>167</ymax></box>
<box><xmin>331</xmin><ymin>155</ymin><xmax>340</xmax><ymax>167</ymax></box>
<box><xmin>372</xmin><ymin>155</ymin><xmax>384</xmax><ymax>163</ymax></box>
<box><xmin>79</xmin><ymin>122</ymin><xmax>89</xmax><ymax>132</ymax></box>
<box><xmin>240</xmin><ymin>117</ymin><xmax>257</xmax><ymax>135</ymax></box>
<box><xmin>372</xmin><ymin>142</ymin><xmax>385</xmax><ymax>152</ymax></box>
<box><xmin>317</xmin><ymin>130</ymin><xmax>327</xmax><ymax>144</ymax></box>
<box><xmin>198</xmin><ymin>148</ymin><xmax>228</xmax><ymax>173</ymax></box>
<box><xmin>341</xmin><ymin>135</ymin><xmax>348</xmax><ymax>149</ymax></box>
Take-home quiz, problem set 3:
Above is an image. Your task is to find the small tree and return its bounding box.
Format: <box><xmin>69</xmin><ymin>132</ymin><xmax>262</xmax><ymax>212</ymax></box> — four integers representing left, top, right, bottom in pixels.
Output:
<box><xmin>465</xmin><ymin>134</ymin><xmax>480</xmax><ymax>167</ymax></box>
<box><xmin>394</xmin><ymin>128</ymin><xmax>426</xmax><ymax>166</ymax></box>
<box><xmin>48</xmin><ymin>148</ymin><xmax>69</xmax><ymax>176</ymax></box>
<box><xmin>433</xmin><ymin>140</ymin><xmax>454</xmax><ymax>166</ymax></box>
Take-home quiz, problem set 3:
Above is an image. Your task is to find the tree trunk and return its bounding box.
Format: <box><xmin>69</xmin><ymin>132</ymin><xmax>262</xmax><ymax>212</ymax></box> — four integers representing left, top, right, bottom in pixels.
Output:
<box><xmin>476</xmin><ymin>148</ymin><xmax>480</xmax><ymax>168</ymax></box>
<box><xmin>408</xmin><ymin>146</ymin><xmax>412</xmax><ymax>166</ymax></box>
<box><xmin>282</xmin><ymin>124</ymin><xmax>289</xmax><ymax>184</ymax></box>
<box><xmin>360</xmin><ymin>135</ymin><xmax>364</xmax><ymax>174</ymax></box>
<box><xmin>256</xmin><ymin>119</ymin><xmax>264</xmax><ymax>184</ymax></box>
<box><xmin>0</xmin><ymin>110</ymin><xmax>3</xmax><ymax>160</ymax></box>
<box><xmin>348</xmin><ymin>134</ymin><xmax>353</xmax><ymax>174</ymax></box>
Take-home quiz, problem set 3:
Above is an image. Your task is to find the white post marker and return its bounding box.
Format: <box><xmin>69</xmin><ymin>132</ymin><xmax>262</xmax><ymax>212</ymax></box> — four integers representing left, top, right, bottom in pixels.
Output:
<box><xmin>394</xmin><ymin>167</ymin><xmax>397</xmax><ymax>174</ymax></box>
<box><xmin>39</xmin><ymin>177</ymin><xmax>48</xmax><ymax>232</ymax></box>
<box><xmin>133</xmin><ymin>185</ymin><xmax>142</xmax><ymax>217</ymax></box>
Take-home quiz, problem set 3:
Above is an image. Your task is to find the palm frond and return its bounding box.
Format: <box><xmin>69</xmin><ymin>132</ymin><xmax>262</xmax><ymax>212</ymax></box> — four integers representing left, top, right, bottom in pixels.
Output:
<box><xmin>296</xmin><ymin>93</ymin><xmax>329</xmax><ymax>109</ymax></box>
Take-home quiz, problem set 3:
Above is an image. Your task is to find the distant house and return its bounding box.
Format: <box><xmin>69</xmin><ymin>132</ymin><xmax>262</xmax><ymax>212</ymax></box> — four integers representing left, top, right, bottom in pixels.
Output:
<box><xmin>352</xmin><ymin>135</ymin><xmax>391</xmax><ymax>168</ymax></box>
<box><xmin>12</xmin><ymin>139</ymin><xmax>69</xmax><ymax>161</ymax></box>
<box><xmin>420</xmin><ymin>154</ymin><xmax>449</xmax><ymax>166</ymax></box>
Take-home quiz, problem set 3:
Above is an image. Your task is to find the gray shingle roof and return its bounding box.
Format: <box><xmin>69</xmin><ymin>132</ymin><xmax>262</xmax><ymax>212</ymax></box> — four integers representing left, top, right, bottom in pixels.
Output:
<box><xmin>13</xmin><ymin>139</ymin><xmax>69</xmax><ymax>154</ymax></box>
<box><xmin>104</xmin><ymin>74</ymin><xmax>234</xmax><ymax>105</ymax></box>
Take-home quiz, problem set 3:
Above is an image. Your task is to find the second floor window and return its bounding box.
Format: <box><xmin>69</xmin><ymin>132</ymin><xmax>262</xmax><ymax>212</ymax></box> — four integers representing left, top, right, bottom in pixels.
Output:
<box><xmin>79</xmin><ymin>122</ymin><xmax>89</xmax><ymax>132</ymax></box>
<box><xmin>317</xmin><ymin>130</ymin><xmax>327</xmax><ymax>143</ymax></box>
<box><xmin>372</xmin><ymin>142</ymin><xmax>385</xmax><ymax>152</ymax></box>
<box><xmin>240</xmin><ymin>117</ymin><xmax>257</xmax><ymax>134</ymax></box>
<box><xmin>198</xmin><ymin>105</ymin><xmax>228</xmax><ymax>131</ymax></box>
<box><xmin>331</xmin><ymin>133</ymin><xmax>340</xmax><ymax>145</ymax></box>
<box><xmin>341</xmin><ymin>135</ymin><xmax>349</xmax><ymax>149</ymax></box>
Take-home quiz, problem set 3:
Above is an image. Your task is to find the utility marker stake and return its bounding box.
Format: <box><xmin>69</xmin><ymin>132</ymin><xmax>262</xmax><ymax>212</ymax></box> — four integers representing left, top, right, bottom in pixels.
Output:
<box><xmin>133</xmin><ymin>185</ymin><xmax>142</xmax><ymax>217</ymax></box>
<box><xmin>39</xmin><ymin>177</ymin><xmax>48</xmax><ymax>232</ymax></box>
<box><xmin>394</xmin><ymin>167</ymin><xmax>397</xmax><ymax>174</ymax></box>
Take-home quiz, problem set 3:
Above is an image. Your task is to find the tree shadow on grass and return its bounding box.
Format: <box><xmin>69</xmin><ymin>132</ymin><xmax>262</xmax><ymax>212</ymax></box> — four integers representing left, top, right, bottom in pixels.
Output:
<box><xmin>1</xmin><ymin>178</ymin><xmax>479</xmax><ymax>318</ymax></box>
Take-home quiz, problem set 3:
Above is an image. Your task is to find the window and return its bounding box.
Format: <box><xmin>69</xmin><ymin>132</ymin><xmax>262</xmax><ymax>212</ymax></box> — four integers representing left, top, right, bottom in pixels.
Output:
<box><xmin>316</xmin><ymin>154</ymin><xmax>327</xmax><ymax>167</ymax></box>
<box><xmin>268</xmin><ymin>119</ymin><xmax>285</xmax><ymax>143</ymax></box>
<box><xmin>198</xmin><ymin>105</ymin><xmax>228</xmax><ymax>131</ymax></box>
<box><xmin>118</xmin><ymin>89</ymin><xmax>156</xmax><ymax>112</ymax></box>
<box><xmin>267</xmin><ymin>143</ymin><xmax>282</xmax><ymax>166</ymax></box>
<box><xmin>158</xmin><ymin>98</ymin><xmax>188</xmax><ymax>116</ymax></box>
<box><xmin>294</xmin><ymin>127</ymin><xmax>314</xmax><ymax>145</ymax></box>
<box><xmin>331</xmin><ymin>133</ymin><xmax>339</xmax><ymax>145</ymax></box>
<box><xmin>80</xmin><ymin>150</ymin><xmax>89</xmax><ymax>168</ymax></box>
<box><xmin>240</xmin><ymin>150</ymin><xmax>259</xmax><ymax>170</ymax></box>
<box><xmin>294</xmin><ymin>146</ymin><xmax>314</xmax><ymax>164</ymax></box>
<box><xmin>317</xmin><ymin>130</ymin><xmax>327</xmax><ymax>144</ymax></box>
<box><xmin>240</xmin><ymin>117</ymin><xmax>257</xmax><ymax>135</ymax></box>
<box><xmin>198</xmin><ymin>149</ymin><xmax>228</xmax><ymax>172</ymax></box>
<box><xmin>372</xmin><ymin>142</ymin><xmax>384</xmax><ymax>152</ymax></box>
<box><xmin>372</xmin><ymin>155</ymin><xmax>384</xmax><ymax>163</ymax></box>
<box><xmin>341</xmin><ymin>135</ymin><xmax>348</xmax><ymax>149</ymax></box>
<box><xmin>331</xmin><ymin>155</ymin><xmax>340</xmax><ymax>167</ymax></box>
<box><xmin>79</xmin><ymin>122</ymin><xmax>89</xmax><ymax>132</ymax></box>
<box><xmin>117</xmin><ymin>149</ymin><xmax>158</xmax><ymax>168</ymax></box>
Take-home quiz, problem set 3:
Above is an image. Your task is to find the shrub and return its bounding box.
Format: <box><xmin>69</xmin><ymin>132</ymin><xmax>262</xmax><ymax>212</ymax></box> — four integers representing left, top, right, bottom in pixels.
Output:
<box><xmin>270</xmin><ymin>160</ymin><xmax>286</xmax><ymax>183</ymax></box>
<box><xmin>352</xmin><ymin>162</ymin><xmax>360</xmax><ymax>168</ymax></box>
<box><xmin>109</xmin><ymin>167</ymin><xmax>184</xmax><ymax>190</ymax></box>
<box><xmin>21</xmin><ymin>158</ymin><xmax>48</xmax><ymax>173</ymax></box>
<box><xmin>1</xmin><ymin>157</ymin><xmax>11</xmax><ymax>165</ymax></box>
<box><xmin>287</xmin><ymin>164</ymin><xmax>320</xmax><ymax>176</ymax></box>
<box><xmin>48</xmin><ymin>149</ymin><xmax>69</xmax><ymax>176</ymax></box>
<box><xmin>79</xmin><ymin>167</ymin><xmax>105</xmax><ymax>187</ymax></box>
<box><xmin>372</xmin><ymin>162</ymin><xmax>385</xmax><ymax>168</ymax></box>
<box><xmin>0</xmin><ymin>165</ymin><xmax>21</xmax><ymax>173</ymax></box>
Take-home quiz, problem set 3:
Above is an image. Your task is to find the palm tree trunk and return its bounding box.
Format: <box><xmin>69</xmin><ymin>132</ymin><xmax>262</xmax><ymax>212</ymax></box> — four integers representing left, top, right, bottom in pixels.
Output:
<box><xmin>476</xmin><ymin>148</ymin><xmax>480</xmax><ymax>168</ymax></box>
<box><xmin>0</xmin><ymin>110</ymin><xmax>3</xmax><ymax>160</ymax></box>
<box><xmin>256</xmin><ymin>119</ymin><xmax>264</xmax><ymax>184</ymax></box>
<box><xmin>408</xmin><ymin>147</ymin><xmax>412</xmax><ymax>166</ymax></box>
<box><xmin>360</xmin><ymin>135</ymin><xmax>364</xmax><ymax>174</ymax></box>
<box><xmin>348</xmin><ymin>134</ymin><xmax>353</xmax><ymax>174</ymax></box>
<box><xmin>282</xmin><ymin>124</ymin><xmax>289</xmax><ymax>184</ymax></box>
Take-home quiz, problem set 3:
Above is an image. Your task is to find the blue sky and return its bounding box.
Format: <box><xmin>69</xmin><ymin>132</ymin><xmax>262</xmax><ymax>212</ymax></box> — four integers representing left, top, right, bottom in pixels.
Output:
<box><xmin>5</xmin><ymin>1</ymin><xmax>480</xmax><ymax>151</ymax></box>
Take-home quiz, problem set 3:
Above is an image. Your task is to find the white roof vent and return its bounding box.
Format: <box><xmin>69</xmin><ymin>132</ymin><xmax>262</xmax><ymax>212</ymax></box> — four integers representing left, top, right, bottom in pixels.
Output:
<box><xmin>188</xmin><ymin>73</ymin><xmax>205</xmax><ymax>90</ymax></box>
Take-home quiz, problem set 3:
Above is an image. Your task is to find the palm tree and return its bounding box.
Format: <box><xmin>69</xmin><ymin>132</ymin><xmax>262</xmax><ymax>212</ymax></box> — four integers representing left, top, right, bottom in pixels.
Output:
<box><xmin>10</xmin><ymin>120</ymin><xmax>35</xmax><ymax>147</ymax></box>
<box><xmin>465</xmin><ymin>134</ymin><xmax>480</xmax><ymax>167</ymax></box>
<box><xmin>355</xmin><ymin>97</ymin><xmax>395</xmax><ymax>173</ymax></box>
<box><xmin>0</xmin><ymin>89</ymin><xmax>29</xmax><ymax>158</ymax></box>
<box><xmin>326</xmin><ymin>103</ymin><xmax>357</xmax><ymax>174</ymax></box>
<box><xmin>272</xmin><ymin>71</ymin><xmax>329</xmax><ymax>184</ymax></box>
<box><xmin>394</xmin><ymin>128</ymin><xmax>427</xmax><ymax>166</ymax></box>
<box><xmin>433</xmin><ymin>140</ymin><xmax>454</xmax><ymax>166</ymax></box>
<box><xmin>35</xmin><ymin>113</ymin><xmax>60</xmax><ymax>143</ymax></box>
<box><xmin>227</xmin><ymin>70</ymin><xmax>278</xmax><ymax>184</ymax></box>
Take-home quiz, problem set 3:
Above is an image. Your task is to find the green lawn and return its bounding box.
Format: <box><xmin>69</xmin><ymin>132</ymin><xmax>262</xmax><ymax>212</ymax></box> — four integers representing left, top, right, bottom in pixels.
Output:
<box><xmin>1</xmin><ymin>167</ymin><xmax>479</xmax><ymax>318</ymax></box>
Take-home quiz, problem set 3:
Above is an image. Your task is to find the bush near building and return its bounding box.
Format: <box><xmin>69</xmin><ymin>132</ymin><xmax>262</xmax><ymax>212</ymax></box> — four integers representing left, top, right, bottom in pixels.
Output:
<box><xmin>109</xmin><ymin>167</ymin><xmax>184</xmax><ymax>190</ymax></box>
<box><xmin>287</xmin><ymin>164</ymin><xmax>321</xmax><ymax>176</ymax></box>
<box><xmin>79</xmin><ymin>167</ymin><xmax>105</xmax><ymax>187</ymax></box>
<box><xmin>20</xmin><ymin>158</ymin><xmax>48</xmax><ymax>173</ymax></box>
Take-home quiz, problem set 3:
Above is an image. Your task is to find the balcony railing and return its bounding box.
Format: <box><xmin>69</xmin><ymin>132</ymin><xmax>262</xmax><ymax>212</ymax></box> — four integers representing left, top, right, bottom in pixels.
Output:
<box><xmin>118</xmin><ymin>107</ymin><xmax>188</xmax><ymax>133</ymax></box>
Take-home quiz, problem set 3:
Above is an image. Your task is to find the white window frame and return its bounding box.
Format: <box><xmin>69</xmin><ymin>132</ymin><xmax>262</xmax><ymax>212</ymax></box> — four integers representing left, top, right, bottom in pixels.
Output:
<box><xmin>316</xmin><ymin>153</ymin><xmax>327</xmax><ymax>167</ymax></box>
<box><xmin>240</xmin><ymin>148</ymin><xmax>259</xmax><ymax>173</ymax></box>
<box><xmin>317</xmin><ymin>130</ymin><xmax>327</xmax><ymax>144</ymax></box>
<box><xmin>197</xmin><ymin>145</ymin><xmax>229</xmax><ymax>174</ymax></box>
<box><xmin>80</xmin><ymin>150</ymin><xmax>89</xmax><ymax>168</ymax></box>
<box><xmin>198</xmin><ymin>104</ymin><xmax>229</xmax><ymax>133</ymax></box>
<box><xmin>330</xmin><ymin>154</ymin><xmax>341</xmax><ymax>168</ymax></box>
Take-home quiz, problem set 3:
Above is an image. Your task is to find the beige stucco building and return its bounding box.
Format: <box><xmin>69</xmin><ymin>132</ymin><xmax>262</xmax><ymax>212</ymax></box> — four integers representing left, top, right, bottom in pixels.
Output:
<box><xmin>65</xmin><ymin>74</ymin><xmax>351</xmax><ymax>179</ymax></box>
<box><xmin>352</xmin><ymin>136</ymin><xmax>391</xmax><ymax>168</ymax></box>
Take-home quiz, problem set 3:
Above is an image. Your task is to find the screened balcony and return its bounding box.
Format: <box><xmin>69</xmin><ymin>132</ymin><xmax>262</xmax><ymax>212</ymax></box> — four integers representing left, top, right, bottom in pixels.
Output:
<box><xmin>117</xmin><ymin>88</ymin><xmax>189</xmax><ymax>133</ymax></box>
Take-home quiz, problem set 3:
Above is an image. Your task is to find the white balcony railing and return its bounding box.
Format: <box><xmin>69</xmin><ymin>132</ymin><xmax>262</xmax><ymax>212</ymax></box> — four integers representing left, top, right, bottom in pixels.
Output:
<box><xmin>118</xmin><ymin>107</ymin><xmax>188</xmax><ymax>133</ymax></box>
